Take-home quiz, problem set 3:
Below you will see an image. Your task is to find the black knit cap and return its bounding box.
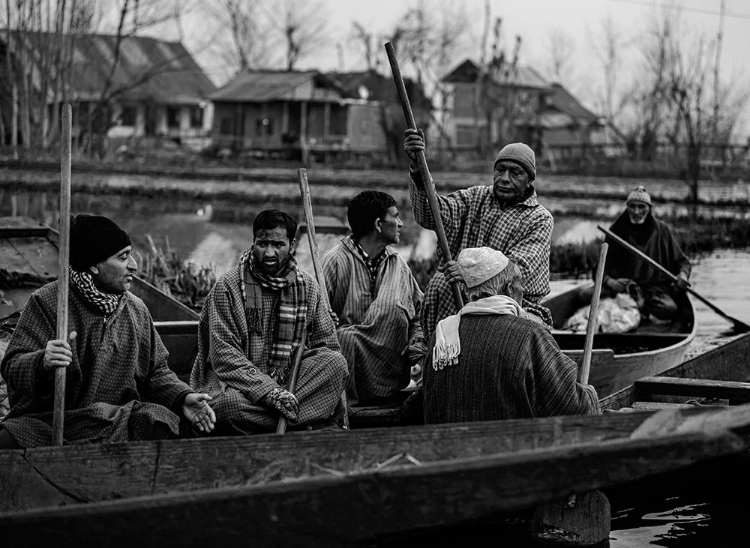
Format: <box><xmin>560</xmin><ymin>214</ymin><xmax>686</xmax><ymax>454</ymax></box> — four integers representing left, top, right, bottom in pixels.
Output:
<box><xmin>69</xmin><ymin>214</ymin><xmax>131</xmax><ymax>272</ymax></box>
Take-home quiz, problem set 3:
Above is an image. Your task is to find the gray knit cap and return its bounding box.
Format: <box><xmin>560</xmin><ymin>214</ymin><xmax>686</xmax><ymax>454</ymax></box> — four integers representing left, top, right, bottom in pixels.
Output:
<box><xmin>494</xmin><ymin>143</ymin><xmax>536</xmax><ymax>180</ymax></box>
<box><xmin>626</xmin><ymin>185</ymin><xmax>652</xmax><ymax>206</ymax></box>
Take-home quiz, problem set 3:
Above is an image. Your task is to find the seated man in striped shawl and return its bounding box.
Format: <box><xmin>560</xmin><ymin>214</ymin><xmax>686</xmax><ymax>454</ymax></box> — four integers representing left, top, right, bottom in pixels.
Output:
<box><xmin>423</xmin><ymin>247</ymin><xmax>599</xmax><ymax>424</ymax></box>
<box><xmin>191</xmin><ymin>209</ymin><xmax>349</xmax><ymax>434</ymax></box>
<box><xmin>322</xmin><ymin>191</ymin><xmax>426</xmax><ymax>406</ymax></box>
<box><xmin>0</xmin><ymin>215</ymin><xmax>215</xmax><ymax>449</ymax></box>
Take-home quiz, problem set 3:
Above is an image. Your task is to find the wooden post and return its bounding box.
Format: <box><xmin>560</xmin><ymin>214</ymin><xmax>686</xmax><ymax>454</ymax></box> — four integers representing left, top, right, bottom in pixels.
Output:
<box><xmin>384</xmin><ymin>42</ymin><xmax>463</xmax><ymax>310</ymax></box>
<box><xmin>52</xmin><ymin>103</ymin><xmax>72</xmax><ymax>446</ymax></box>
<box><xmin>297</xmin><ymin>168</ymin><xmax>350</xmax><ymax>429</ymax></box>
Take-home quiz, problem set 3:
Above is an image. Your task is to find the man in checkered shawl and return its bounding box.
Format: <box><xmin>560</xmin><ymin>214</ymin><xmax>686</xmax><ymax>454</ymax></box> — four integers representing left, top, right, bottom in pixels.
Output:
<box><xmin>404</xmin><ymin>129</ymin><xmax>554</xmax><ymax>341</ymax></box>
<box><xmin>0</xmin><ymin>215</ymin><xmax>215</xmax><ymax>449</ymax></box>
<box><xmin>190</xmin><ymin>209</ymin><xmax>349</xmax><ymax>434</ymax></box>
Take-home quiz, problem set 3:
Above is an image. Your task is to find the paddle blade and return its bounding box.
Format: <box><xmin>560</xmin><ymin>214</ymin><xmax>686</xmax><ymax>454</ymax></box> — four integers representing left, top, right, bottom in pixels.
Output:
<box><xmin>529</xmin><ymin>490</ymin><xmax>611</xmax><ymax>546</ymax></box>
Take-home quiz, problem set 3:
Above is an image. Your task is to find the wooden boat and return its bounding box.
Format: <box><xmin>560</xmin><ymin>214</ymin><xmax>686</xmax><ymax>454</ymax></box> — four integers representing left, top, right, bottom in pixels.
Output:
<box><xmin>1</xmin><ymin>407</ymin><xmax>748</xmax><ymax>547</ymax></box>
<box><xmin>1</xmin><ymin>333</ymin><xmax>749</xmax><ymax>547</ymax></box>
<box><xmin>0</xmin><ymin>216</ymin><xmax>199</xmax><ymax>375</ymax></box>
<box><xmin>543</xmin><ymin>282</ymin><xmax>697</xmax><ymax>397</ymax></box>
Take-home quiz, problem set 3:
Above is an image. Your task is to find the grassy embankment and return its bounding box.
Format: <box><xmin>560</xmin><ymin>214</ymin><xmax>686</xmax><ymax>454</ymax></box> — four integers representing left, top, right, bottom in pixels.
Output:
<box><xmin>4</xmin><ymin>160</ymin><xmax>748</xmax><ymax>304</ymax></box>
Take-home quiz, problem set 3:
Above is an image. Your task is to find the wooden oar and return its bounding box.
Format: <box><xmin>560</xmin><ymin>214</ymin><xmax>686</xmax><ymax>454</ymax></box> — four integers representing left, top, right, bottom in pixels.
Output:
<box><xmin>530</xmin><ymin>242</ymin><xmax>611</xmax><ymax>546</ymax></box>
<box><xmin>52</xmin><ymin>104</ymin><xmax>72</xmax><ymax>446</ymax></box>
<box><xmin>384</xmin><ymin>42</ymin><xmax>463</xmax><ymax>310</ymax></box>
<box><xmin>296</xmin><ymin>168</ymin><xmax>350</xmax><ymax>430</ymax></box>
<box><xmin>275</xmin><ymin>331</ymin><xmax>306</xmax><ymax>435</ymax></box>
<box><xmin>580</xmin><ymin>242</ymin><xmax>609</xmax><ymax>385</ymax></box>
<box><xmin>598</xmin><ymin>225</ymin><xmax>750</xmax><ymax>333</ymax></box>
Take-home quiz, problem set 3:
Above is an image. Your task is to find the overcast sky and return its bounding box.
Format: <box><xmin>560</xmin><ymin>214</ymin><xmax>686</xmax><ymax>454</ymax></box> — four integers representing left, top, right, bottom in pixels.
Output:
<box><xmin>170</xmin><ymin>0</ymin><xmax>750</xmax><ymax>137</ymax></box>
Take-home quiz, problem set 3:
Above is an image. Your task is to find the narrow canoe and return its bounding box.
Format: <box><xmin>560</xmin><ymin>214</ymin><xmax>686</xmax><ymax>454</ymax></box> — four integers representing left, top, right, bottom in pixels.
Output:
<box><xmin>0</xmin><ymin>403</ymin><xmax>748</xmax><ymax>547</ymax></box>
<box><xmin>542</xmin><ymin>281</ymin><xmax>698</xmax><ymax>398</ymax></box>
<box><xmin>1</xmin><ymin>334</ymin><xmax>748</xmax><ymax>515</ymax></box>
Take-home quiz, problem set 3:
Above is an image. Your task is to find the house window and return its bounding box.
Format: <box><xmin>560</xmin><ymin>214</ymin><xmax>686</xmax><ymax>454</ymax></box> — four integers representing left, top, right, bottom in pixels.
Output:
<box><xmin>167</xmin><ymin>106</ymin><xmax>180</xmax><ymax>129</ymax></box>
<box><xmin>256</xmin><ymin>118</ymin><xmax>274</xmax><ymax>136</ymax></box>
<box><xmin>121</xmin><ymin>105</ymin><xmax>137</xmax><ymax>126</ymax></box>
<box><xmin>189</xmin><ymin>106</ymin><xmax>203</xmax><ymax>128</ymax></box>
<box><xmin>456</xmin><ymin>124</ymin><xmax>480</xmax><ymax>146</ymax></box>
<box><xmin>220</xmin><ymin>118</ymin><xmax>233</xmax><ymax>135</ymax></box>
<box><xmin>453</xmin><ymin>87</ymin><xmax>477</xmax><ymax>117</ymax></box>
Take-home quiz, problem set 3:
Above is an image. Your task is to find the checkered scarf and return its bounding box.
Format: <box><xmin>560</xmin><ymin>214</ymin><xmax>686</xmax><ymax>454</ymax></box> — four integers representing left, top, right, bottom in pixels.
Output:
<box><xmin>239</xmin><ymin>248</ymin><xmax>308</xmax><ymax>385</ymax></box>
<box><xmin>69</xmin><ymin>267</ymin><xmax>121</xmax><ymax>317</ymax></box>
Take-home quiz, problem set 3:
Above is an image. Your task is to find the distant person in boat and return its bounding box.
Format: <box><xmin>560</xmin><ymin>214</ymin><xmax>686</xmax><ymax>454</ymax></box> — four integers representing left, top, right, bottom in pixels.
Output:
<box><xmin>423</xmin><ymin>247</ymin><xmax>600</xmax><ymax>423</ymax></box>
<box><xmin>597</xmin><ymin>185</ymin><xmax>691</xmax><ymax>324</ymax></box>
<box><xmin>0</xmin><ymin>214</ymin><xmax>216</xmax><ymax>449</ymax></box>
<box><xmin>403</xmin><ymin>129</ymin><xmax>553</xmax><ymax>341</ymax></box>
<box><xmin>190</xmin><ymin>209</ymin><xmax>349</xmax><ymax>434</ymax></box>
<box><xmin>322</xmin><ymin>190</ymin><xmax>427</xmax><ymax>406</ymax></box>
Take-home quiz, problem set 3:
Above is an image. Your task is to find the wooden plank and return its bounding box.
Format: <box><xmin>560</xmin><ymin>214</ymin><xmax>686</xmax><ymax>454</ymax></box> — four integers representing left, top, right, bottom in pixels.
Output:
<box><xmin>1</xmin><ymin>413</ymin><xmax>653</xmax><ymax>513</ymax></box>
<box><xmin>631</xmin><ymin>401</ymin><xmax>700</xmax><ymax>411</ymax></box>
<box><xmin>0</xmin><ymin>430</ymin><xmax>742</xmax><ymax>548</ymax></box>
<box><xmin>635</xmin><ymin>377</ymin><xmax>750</xmax><ymax>402</ymax></box>
<box><xmin>600</xmin><ymin>333</ymin><xmax>750</xmax><ymax>411</ymax></box>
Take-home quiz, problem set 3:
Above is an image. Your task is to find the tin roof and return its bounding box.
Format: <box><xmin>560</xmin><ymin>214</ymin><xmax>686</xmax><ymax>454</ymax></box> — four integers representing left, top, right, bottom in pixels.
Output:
<box><xmin>2</xmin><ymin>31</ymin><xmax>216</xmax><ymax>104</ymax></box>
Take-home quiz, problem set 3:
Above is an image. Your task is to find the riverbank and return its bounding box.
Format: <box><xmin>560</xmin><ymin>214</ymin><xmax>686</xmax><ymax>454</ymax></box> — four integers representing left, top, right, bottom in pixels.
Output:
<box><xmin>2</xmin><ymin>163</ymin><xmax>750</xmax><ymax>209</ymax></box>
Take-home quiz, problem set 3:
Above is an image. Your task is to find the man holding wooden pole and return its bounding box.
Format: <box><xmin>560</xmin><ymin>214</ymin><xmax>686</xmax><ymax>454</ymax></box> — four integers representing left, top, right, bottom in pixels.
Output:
<box><xmin>190</xmin><ymin>209</ymin><xmax>349</xmax><ymax>434</ymax></box>
<box><xmin>403</xmin><ymin>130</ymin><xmax>554</xmax><ymax>340</ymax></box>
<box><xmin>593</xmin><ymin>186</ymin><xmax>692</xmax><ymax>327</ymax></box>
<box><xmin>0</xmin><ymin>215</ymin><xmax>215</xmax><ymax>448</ymax></box>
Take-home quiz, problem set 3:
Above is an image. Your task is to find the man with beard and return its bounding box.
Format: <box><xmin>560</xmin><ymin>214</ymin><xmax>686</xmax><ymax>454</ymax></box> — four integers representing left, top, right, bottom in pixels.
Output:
<box><xmin>598</xmin><ymin>186</ymin><xmax>691</xmax><ymax>324</ymax></box>
<box><xmin>0</xmin><ymin>215</ymin><xmax>215</xmax><ymax>449</ymax></box>
<box><xmin>191</xmin><ymin>209</ymin><xmax>349</xmax><ymax>434</ymax></box>
<box><xmin>322</xmin><ymin>191</ymin><xmax>426</xmax><ymax>406</ymax></box>
<box><xmin>403</xmin><ymin>129</ymin><xmax>553</xmax><ymax>341</ymax></box>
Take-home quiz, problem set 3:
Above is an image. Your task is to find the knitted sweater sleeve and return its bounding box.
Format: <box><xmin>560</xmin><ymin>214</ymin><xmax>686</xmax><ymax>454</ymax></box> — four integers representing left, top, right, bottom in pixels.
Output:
<box><xmin>523</xmin><ymin>325</ymin><xmax>601</xmax><ymax>417</ymax></box>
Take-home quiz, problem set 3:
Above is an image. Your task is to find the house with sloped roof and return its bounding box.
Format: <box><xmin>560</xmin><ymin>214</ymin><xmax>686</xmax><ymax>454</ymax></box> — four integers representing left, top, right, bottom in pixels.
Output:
<box><xmin>209</xmin><ymin>69</ymin><xmax>431</xmax><ymax>161</ymax></box>
<box><xmin>440</xmin><ymin>58</ymin><xmax>610</xmax><ymax>156</ymax></box>
<box><xmin>0</xmin><ymin>31</ymin><xmax>216</xmax><ymax>150</ymax></box>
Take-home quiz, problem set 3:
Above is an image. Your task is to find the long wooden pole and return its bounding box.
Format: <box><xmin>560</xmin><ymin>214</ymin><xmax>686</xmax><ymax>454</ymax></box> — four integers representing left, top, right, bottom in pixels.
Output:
<box><xmin>384</xmin><ymin>42</ymin><xmax>464</xmax><ymax>310</ymax></box>
<box><xmin>52</xmin><ymin>104</ymin><xmax>72</xmax><ymax>446</ymax></box>
<box><xmin>275</xmin><ymin>331</ymin><xmax>307</xmax><ymax>435</ymax></box>
<box><xmin>598</xmin><ymin>225</ymin><xmax>750</xmax><ymax>333</ymax></box>
<box><xmin>296</xmin><ymin>168</ymin><xmax>350</xmax><ymax>429</ymax></box>
<box><xmin>580</xmin><ymin>243</ymin><xmax>608</xmax><ymax>385</ymax></box>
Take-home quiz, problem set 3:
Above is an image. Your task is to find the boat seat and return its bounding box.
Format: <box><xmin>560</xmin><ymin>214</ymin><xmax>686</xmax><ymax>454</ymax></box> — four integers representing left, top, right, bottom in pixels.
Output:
<box><xmin>635</xmin><ymin>377</ymin><xmax>750</xmax><ymax>403</ymax></box>
<box><xmin>630</xmin><ymin>401</ymin><xmax>725</xmax><ymax>411</ymax></box>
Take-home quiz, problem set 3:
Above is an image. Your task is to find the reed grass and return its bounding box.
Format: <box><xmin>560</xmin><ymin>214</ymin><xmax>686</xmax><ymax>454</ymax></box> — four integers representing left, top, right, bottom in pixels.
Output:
<box><xmin>137</xmin><ymin>235</ymin><xmax>216</xmax><ymax>310</ymax></box>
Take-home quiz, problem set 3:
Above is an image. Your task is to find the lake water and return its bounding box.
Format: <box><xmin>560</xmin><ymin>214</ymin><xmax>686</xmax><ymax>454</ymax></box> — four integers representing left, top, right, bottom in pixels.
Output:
<box><xmin>3</xmin><ymin>187</ymin><xmax>750</xmax><ymax>546</ymax></box>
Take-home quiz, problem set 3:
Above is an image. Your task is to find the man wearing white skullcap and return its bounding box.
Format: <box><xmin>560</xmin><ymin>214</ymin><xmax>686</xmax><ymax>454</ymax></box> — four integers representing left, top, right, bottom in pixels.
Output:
<box><xmin>422</xmin><ymin>247</ymin><xmax>599</xmax><ymax>424</ymax></box>
<box><xmin>596</xmin><ymin>185</ymin><xmax>692</xmax><ymax>326</ymax></box>
<box><xmin>403</xmin><ymin>128</ymin><xmax>553</xmax><ymax>343</ymax></box>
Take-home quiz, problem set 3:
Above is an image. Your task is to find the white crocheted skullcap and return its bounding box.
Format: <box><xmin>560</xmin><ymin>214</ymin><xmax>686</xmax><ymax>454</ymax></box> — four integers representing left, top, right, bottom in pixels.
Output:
<box><xmin>457</xmin><ymin>247</ymin><xmax>509</xmax><ymax>288</ymax></box>
<box><xmin>626</xmin><ymin>185</ymin><xmax>652</xmax><ymax>206</ymax></box>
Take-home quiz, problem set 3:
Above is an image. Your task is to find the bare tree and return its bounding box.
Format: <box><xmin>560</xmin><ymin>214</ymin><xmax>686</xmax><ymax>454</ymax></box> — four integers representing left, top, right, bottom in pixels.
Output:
<box><xmin>265</xmin><ymin>0</ymin><xmax>328</xmax><ymax>71</ymax></box>
<box><xmin>349</xmin><ymin>21</ymin><xmax>376</xmax><ymax>72</ymax></box>
<box><xmin>546</xmin><ymin>29</ymin><xmax>576</xmax><ymax>87</ymax></box>
<box><xmin>198</xmin><ymin>0</ymin><xmax>270</xmax><ymax>77</ymax></box>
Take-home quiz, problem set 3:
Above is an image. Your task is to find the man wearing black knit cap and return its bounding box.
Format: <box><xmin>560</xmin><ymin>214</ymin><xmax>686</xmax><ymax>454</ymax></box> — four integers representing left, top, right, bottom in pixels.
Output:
<box><xmin>403</xmin><ymin>129</ymin><xmax>553</xmax><ymax>341</ymax></box>
<box><xmin>0</xmin><ymin>214</ymin><xmax>215</xmax><ymax>449</ymax></box>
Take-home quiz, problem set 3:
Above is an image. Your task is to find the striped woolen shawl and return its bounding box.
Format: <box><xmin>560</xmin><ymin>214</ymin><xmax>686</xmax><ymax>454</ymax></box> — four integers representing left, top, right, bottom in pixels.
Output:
<box><xmin>239</xmin><ymin>249</ymin><xmax>308</xmax><ymax>385</ymax></box>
